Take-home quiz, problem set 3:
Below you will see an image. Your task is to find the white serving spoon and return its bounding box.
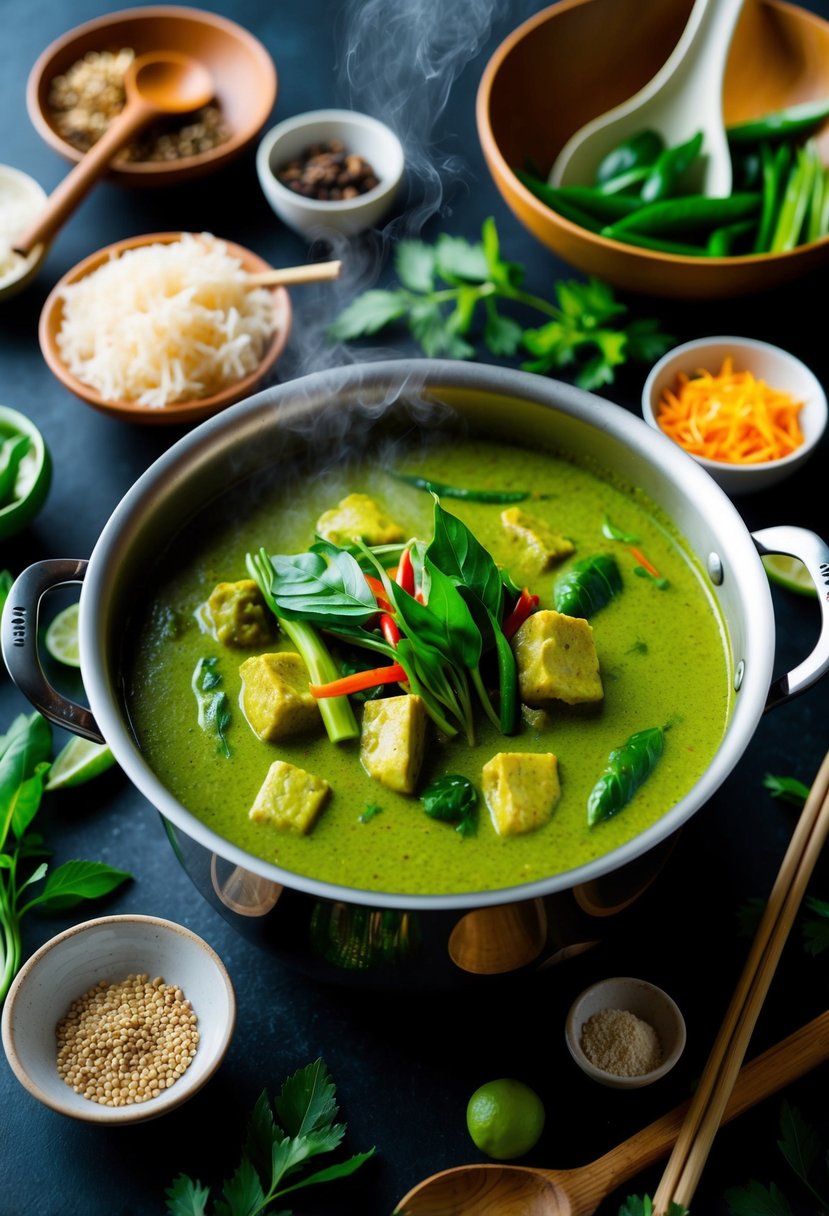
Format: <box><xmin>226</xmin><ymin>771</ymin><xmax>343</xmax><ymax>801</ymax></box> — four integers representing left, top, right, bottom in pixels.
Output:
<box><xmin>549</xmin><ymin>0</ymin><xmax>746</xmax><ymax>196</ymax></box>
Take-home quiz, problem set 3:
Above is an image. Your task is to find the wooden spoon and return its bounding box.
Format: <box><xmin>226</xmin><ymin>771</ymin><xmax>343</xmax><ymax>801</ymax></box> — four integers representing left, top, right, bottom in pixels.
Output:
<box><xmin>14</xmin><ymin>51</ymin><xmax>214</xmax><ymax>256</ymax></box>
<box><xmin>395</xmin><ymin>1009</ymin><xmax>829</xmax><ymax>1216</ymax></box>
<box><xmin>549</xmin><ymin>0</ymin><xmax>745</xmax><ymax>195</ymax></box>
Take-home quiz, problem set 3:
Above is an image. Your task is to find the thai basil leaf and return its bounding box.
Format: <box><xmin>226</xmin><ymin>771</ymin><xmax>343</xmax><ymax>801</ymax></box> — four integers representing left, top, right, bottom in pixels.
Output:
<box><xmin>587</xmin><ymin>726</ymin><xmax>664</xmax><ymax>826</ymax></box>
<box><xmin>421</xmin><ymin>774</ymin><xmax>478</xmax><ymax>837</ymax></box>
<box><xmin>28</xmin><ymin>859</ymin><xmax>133</xmax><ymax>911</ymax></box>
<box><xmin>601</xmin><ymin>514</ymin><xmax>639</xmax><ymax>543</ymax></box>
<box><xmin>390</xmin><ymin>560</ymin><xmax>482</xmax><ymax>669</ymax></box>
<box><xmin>267</xmin><ymin>544</ymin><xmax>378</xmax><ymax>624</ymax></box>
<box><xmin>192</xmin><ymin>658</ymin><xmax>232</xmax><ymax>758</ymax></box>
<box><xmin>0</xmin><ymin>712</ymin><xmax>52</xmax><ymax>842</ymax></box>
<box><xmin>554</xmin><ymin>553</ymin><xmax>622</xmax><ymax>618</ymax></box>
<box><xmin>426</xmin><ymin>499</ymin><xmax>504</xmax><ymax>620</ymax></box>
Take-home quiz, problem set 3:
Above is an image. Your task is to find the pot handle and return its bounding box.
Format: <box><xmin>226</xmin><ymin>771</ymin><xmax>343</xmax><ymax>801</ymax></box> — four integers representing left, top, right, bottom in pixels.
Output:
<box><xmin>752</xmin><ymin>526</ymin><xmax>829</xmax><ymax>712</ymax></box>
<box><xmin>0</xmin><ymin>558</ymin><xmax>105</xmax><ymax>744</ymax></box>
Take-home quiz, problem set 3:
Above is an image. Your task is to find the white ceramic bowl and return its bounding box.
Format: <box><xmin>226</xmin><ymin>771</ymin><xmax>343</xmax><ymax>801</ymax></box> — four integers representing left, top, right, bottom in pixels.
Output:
<box><xmin>256</xmin><ymin>108</ymin><xmax>404</xmax><ymax>238</ymax></box>
<box><xmin>565</xmin><ymin>975</ymin><xmax>686</xmax><ymax>1090</ymax></box>
<box><xmin>1</xmin><ymin>914</ymin><xmax>236</xmax><ymax>1123</ymax></box>
<box><xmin>642</xmin><ymin>336</ymin><xmax>828</xmax><ymax>496</ymax></box>
<box><xmin>0</xmin><ymin>164</ymin><xmax>48</xmax><ymax>301</ymax></box>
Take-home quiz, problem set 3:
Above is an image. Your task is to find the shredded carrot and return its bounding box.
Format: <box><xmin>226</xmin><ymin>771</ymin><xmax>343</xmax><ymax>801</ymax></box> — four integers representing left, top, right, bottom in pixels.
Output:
<box><xmin>629</xmin><ymin>546</ymin><xmax>661</xmax><ymax>579</ymax></box>
<box><xmin>655</xmin><ymin>356</ymin><xmax>805</xmax><ymax>465</ymax></box>
<box><xmin>309</xmin><ymin>662</ymin><xmax>407</xmax><ymax>698</ymax></box>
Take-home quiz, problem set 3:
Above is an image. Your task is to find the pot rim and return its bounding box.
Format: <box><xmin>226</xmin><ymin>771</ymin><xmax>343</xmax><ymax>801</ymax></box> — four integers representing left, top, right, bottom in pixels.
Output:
<box><xmin>80</xmin><ymin>359</ymin><xmax>774</xmax><ymax>910</ymax></box>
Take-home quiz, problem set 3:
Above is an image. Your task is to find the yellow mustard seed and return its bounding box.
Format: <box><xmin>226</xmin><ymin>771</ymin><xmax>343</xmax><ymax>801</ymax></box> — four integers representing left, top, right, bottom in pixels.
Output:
<box><xmin>55</xmin><ymin>973</ymin><xmax>199</xmax><ymax>1106</ymax></box>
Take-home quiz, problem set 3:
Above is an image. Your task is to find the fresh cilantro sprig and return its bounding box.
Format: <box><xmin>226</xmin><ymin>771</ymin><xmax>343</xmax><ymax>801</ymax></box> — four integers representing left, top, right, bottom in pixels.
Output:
<box><xmin>725</xmin><ymin>1102</ymin><xmax>829</xmax><ymax>1215</ymax></box>
<box><xmin>165</xmin><ymin>1059</ymin><xmax>374</xmax><ymax>1216</ymax></box>
<box><xmin>618</xmin><ymin>1197</ymin><xmax>690</xmax><ymax>1216</ymax></box>
<box><xmin>0</xmin><ymin>711</ymin><xmax>132</xmax><ymax>1002</ymax></box>
<box><xmin>328</xmin><ymin>218</ymin><xmax>672</xmax><ymax>391</ymax></box>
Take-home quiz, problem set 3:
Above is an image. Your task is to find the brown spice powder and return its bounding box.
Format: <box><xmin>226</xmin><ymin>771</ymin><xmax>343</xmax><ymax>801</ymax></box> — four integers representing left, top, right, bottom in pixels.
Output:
<box><xmin>580</xmin><ymin>1006</ymin><xmax>662</xmax><ymax>1077</ymax></box>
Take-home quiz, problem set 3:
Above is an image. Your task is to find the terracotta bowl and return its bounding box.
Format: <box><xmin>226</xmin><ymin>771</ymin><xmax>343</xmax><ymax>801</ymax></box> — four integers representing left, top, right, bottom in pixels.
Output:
<box><xmin>38</xmin><ymin>232</ymin><xmax>292</xmax><ymax>426</ymax></box>
<box><xmin>477</xmin><ymin>0</ymin><xmax>829</xmax><ymax>299</ymax></box>
<box><xmin>27</xmin><ymin>5</ymin><xmax>277</xmax><ymax>187</ymax></box>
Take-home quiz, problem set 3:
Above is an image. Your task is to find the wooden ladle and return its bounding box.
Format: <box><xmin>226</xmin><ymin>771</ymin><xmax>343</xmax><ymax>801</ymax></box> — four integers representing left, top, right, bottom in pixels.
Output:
<box><xmin>14</xmin><ymin>51</ymin><xmax>214</xmax><ymax>256</ymax></box>
<box><xmin>395</xmin><ymin>1009</ymin><xmax>829</xmax><ymax>1216</ymax></box>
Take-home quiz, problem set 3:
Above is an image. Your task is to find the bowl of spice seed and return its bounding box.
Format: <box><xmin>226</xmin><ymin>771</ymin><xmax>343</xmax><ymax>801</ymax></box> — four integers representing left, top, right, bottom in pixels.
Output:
<box><xmin>1</xmin><ymin>914</ymin><xmax>236</xmax><ymax>1123</ymax></box>
<box><xmin>256</xmin><ymin>109</ymin><xmax>405</xmax><ymax>238</ymax></box>
<box><xmin>565</xmin><ymin>976</ymin><xmax>686</xmax><ymax>1090</ymax></box>
<box><xmin>27</xmin><ymin>7</ymin><xmax>277</xmax><ymax>187</ymax></box>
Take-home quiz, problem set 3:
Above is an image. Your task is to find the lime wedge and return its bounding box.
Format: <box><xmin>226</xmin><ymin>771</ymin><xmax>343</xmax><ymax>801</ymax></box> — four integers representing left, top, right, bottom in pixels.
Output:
<box><xmin>762</xmin><ymin>554</ymin><xmax>817</xmax><ymax>597</ymax></box>
<box><xmin>46</xmin><ymin>736</ymin><xmax>116</xmax><ymax>790</ymax></box>
<box><xmin>44</xmin><ymin>602</ymin><xmax>81</xmax><ymax>667</ymax></box>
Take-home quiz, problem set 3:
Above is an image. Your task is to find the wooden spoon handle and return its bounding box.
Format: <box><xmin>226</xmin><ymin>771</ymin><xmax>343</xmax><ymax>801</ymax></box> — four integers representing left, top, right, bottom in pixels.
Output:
<box><xmin>14</xmin><ymin>98</ymin><xmax>156</xmax><ymax>256</ymax></box>
<box><xmin>571</xmin><ymin>1009</ymin><xmax>829</xmax><ymax>1213</ymax></box>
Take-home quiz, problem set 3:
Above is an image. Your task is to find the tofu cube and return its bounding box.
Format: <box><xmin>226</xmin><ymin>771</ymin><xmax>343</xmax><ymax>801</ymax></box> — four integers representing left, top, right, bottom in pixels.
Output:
<box><xmin>249</xmin><ymin>759</ymin><xmax>331</xmax><ymax>834</ymax></box>
<box><xmin>316</xmin><ymin>493</ymin><xmax>404</xmax><ymax>546</ymax></box>
<box><xmin>500</xmin><ymin>507</ymin><xmax>575</xmax><ymax>570</ymax></box>
<box><xmin>482</xmin><ymin>751</ymin><xmax>561</xmax><ymax>836</ymax></box>
<box><xmin>512</xmin><ymin>609</ymin><xmax>603</xmax><ymax>706</ymax></box>
<box><xmin>239</xmin><ymin>652</ymin><xmax>321</xmax><ymax>741</ymax></box>
<box><xmin>206</xmin><ymin>579</ymin><xmax>273</xmax><ymax>647</ymax></box>
<box><xmin>360</xmin><ymin>694</ymin><xmax>427</xmax><ymax>794</ymax></box>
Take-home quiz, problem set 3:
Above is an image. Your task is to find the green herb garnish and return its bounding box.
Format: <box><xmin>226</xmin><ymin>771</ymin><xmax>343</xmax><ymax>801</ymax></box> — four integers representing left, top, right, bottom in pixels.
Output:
<box><xmin>602</xmin><ymin>515</ymin><xmax>640</xmax><ymax>543</ymax></box>
<box><xmin>420</xmin><ymin>774</ymin><xmax>478</xmax><ymax>837</ymax></box>
<box><xmin>618</xmin><ymin>1197</ymin><xmax>690</xmax><ymax>1216</ymax></box>
<box><xmin>726</xmin><ymin>1102</ymin><xmax>829</xmax><ymax>1215</ymax></box>
<box><xmin>587</xmin><ymin>726</ymin><xmax>665</xmax><ymax>827</ymax></box>
<box><xmin>359</xmin><ymin>803</ymin><xmax>383</xmax><ymax>823</ymax></box>
<box><xmin>165</xmin><ymin>1058</ymin><xmax>374</xmax><ymax>1216</ymax></box>
<box><xmin>328</xmin><ymin>218</ymin><xmax>672</xmax><ymax>391</ymax></box>
<box><xmin>763</xmin><ymin>773</ymin><xmax>810</xmax><ymax>806</ymax></box>
<box><xmin>0</xmin><ymin>711</ymin><xmax>132</xmax><ymax>1003</ymax></box>
<box><xmin>554</xmin><ymin>553</ymin><xmax>622</xmax><ymax>618</ymax></box>
<box><xmin>192</xmin><ymin>657</ymin><xmax>232</xmax><ymax>758</ymax></box>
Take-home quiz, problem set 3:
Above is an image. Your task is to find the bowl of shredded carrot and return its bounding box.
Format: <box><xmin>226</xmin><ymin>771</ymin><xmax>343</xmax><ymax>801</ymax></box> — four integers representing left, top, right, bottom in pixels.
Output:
<box><xmin>642</xmin><ymin>336</ymin><xmax>827</xmax><ymax>495</ymax></box>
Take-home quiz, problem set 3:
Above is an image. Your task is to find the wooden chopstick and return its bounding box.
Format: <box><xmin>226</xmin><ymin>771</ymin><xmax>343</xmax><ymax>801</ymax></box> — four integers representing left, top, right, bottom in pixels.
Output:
<box><xmin>243</xmin><ymin>259</ymin><xmax>342</xmax><ymax>287</ymax></box>
<box><xmin>652</xmin><ymin>747</ymin><xmax>829</xmax><ymax>1215</ymax></box>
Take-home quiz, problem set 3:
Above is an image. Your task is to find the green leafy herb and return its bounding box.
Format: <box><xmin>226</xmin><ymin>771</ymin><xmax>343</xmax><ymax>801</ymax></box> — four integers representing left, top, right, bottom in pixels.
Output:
<box><xmin>633</xmin><ymin>564</ymin><xmax>670</xmax><ymax>590</ymax></box>
<box><xmin>587</xmin><ymin>726</ymin><xmax>665</xmax><ymax>827</ymax></box>
<box><xmin>0</xmin><ymin>711</ymin><xmax>131</xmax><ymax>1002</ymax></box>
<box><xmin>736</xmin><ymin>895</ymin><xmax>767</xmax><ymax>939</ymax></box>
<box><xmin>763</xmin><ymin>773</ymin><xmax>810</xmax><ymax>806</ymax></box>
<box><xmin>420</xmin><ymin>774</ymin><xmax>478</xmax><ymax>837</ymax></box>
<box><xmin>328</xmin><ymin>218</ymin><xmax>672</xmax><ymax>391</ymax></box>
<box><xmin>627</xmin><ymin>640</ymin><xmax>648</xmax><ymax>655</ymax></box>
<box><xmin>802</xmin><ymin>895</ymin><xmax>829</xmax><ymax>956</ymax></box>
<box><xmin>192</xmin><ymin>657</ymin><xmax>232</xmax><ymax>759</ymax></box>
<box><xmin>602</xmin><ymin>515</ymin><xmax>640</xmax><ymax>543</ymax></box>
<box><xmin>726</xmin><ymin>1102</ymin><xmax>829</xmax><ymax>1215</ymax></box>
<box><xmin>618</xmin><ymin>1197</ymin><xmax>690</xmax><ymax>1216</ymax></box>
<box><xmin>358</xmin><ymin>803</ymin><xmax>383</xmax><ymax>823</ymax></box>
<box><xmin>164</xmin><ymin>1058</ymin><xmax>374</xmax><ymax>1216</ymax></box>
<box><xmin>725</xmin><ymin>1179</ymin><xmax>793</xmax><ymax>1215</ymax></box>
<box><xmin>554</xmin><ymin>553</ymin><xmax>622</xmax><ymax>618</ymax></box>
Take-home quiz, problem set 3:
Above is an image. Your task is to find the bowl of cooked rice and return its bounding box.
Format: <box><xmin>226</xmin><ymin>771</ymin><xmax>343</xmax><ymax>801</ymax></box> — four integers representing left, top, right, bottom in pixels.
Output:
<box><xmin>38</xmin><ymin>231</ymin><xmax>292</xmax><ymax>425</ymax></box>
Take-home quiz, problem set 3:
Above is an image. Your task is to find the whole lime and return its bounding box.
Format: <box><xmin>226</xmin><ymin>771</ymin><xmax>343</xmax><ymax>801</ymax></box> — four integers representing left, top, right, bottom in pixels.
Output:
<box><xmin>466</xmin><ymin>1077</ymin><xmax>545</xmax><ymax>1160</ymax></box>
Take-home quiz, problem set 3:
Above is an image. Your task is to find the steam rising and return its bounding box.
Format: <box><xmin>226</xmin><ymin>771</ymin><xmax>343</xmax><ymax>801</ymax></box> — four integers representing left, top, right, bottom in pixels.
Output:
<box><xmin>277</xmin><ymin>0</ymin><xmax>527</xmax><ymax>384</ymax></box>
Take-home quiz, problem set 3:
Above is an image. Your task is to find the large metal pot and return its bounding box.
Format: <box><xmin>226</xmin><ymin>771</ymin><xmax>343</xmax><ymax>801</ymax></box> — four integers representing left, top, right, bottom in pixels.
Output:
<box><xmin>4</xmin><ymin>361</ymin><xmax>829</xmax><ymax>988</ymax></box>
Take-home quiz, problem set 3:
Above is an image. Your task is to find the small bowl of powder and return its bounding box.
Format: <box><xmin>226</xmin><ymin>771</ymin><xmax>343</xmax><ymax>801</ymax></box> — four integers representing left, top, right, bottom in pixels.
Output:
<box><xmin>1</xmin><ymin>914</ymin><xmax>236</xmax><ymax>1123</ymax></box>
<box><xmin>565</xmin><ymin>976</ymin><xmax>686</xmax><ymax>1090</ymax></box>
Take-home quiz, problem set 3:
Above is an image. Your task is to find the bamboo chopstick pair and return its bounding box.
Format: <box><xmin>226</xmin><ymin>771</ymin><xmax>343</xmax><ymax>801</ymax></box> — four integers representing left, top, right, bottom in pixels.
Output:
<box><xmin>651</xmin><ymin>748</ymin><xmax>829</xmax><ymax>1214</ymax></box>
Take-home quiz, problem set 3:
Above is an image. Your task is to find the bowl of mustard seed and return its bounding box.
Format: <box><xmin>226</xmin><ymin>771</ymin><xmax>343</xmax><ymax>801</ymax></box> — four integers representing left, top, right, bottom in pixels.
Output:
<box><xmin>27</xmin><ymin>7</ymin><xmax>277</xmax><ymax>187</ymax></box>
<box><xmin>1</xmin><ymin>914</ymin><xmax>236</xmax><ymax>1123</ymax></box>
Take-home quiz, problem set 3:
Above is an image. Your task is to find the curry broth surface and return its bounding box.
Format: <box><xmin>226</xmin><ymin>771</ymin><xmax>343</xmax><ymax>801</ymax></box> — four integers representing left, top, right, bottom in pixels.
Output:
<box><xmin>126</xmin><ymin>437</ymin><xmax>732</xmax><ymax>896</ymax></box>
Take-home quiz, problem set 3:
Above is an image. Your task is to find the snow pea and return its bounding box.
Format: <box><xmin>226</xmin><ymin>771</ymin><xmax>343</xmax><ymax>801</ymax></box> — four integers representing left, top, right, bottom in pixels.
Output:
<box><xmin>727</xmin><ymin>97</ymin><xmax>829</xmax><ymax>144</ymax></box>
<box><xmin>640</xmin><ymin>131</ymin><xmax>704</xmax><ymax>203</ymax></box>
<box><xmin>602</xmin><ymin>192</ymin><xmax>761</xmax><ymax>237</ymax></box>
<box><xmin>595</xmin><ymin>129</ymin><xmax>664</xmax><ymax>184</ymax></box>
<box><xmin>587</xmin><ymin>726</ymin><xmax>664</xmax><ymax>827</ymax></box>
<box><xmin>553</xmin><ymin>553</ymin><xmax>621</xmax><ymax>619</ymax></box>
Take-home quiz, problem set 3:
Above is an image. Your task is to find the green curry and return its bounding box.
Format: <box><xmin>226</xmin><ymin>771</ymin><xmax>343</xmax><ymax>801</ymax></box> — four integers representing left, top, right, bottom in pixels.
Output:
<box><xmin>126</xmin><ymin>437</ymin><xmax>732</xmax><ymax>896</ymax></box>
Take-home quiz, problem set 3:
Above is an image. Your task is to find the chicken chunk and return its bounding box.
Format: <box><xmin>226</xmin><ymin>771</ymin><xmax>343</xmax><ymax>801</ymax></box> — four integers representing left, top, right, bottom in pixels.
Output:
<box><xmin>206</xmin><ymin>579</ymin><xmax>274</xmax><ymax>648</ymax></box>
<box><xmin>249</xmin><ymin>759</ymin><xmax>331</xmax><ymax>834</ymax></box>
<box><xmin>511</xmin><ymin>609</ymin><xmax>603</xmax><ymax>706</ymax></box>
<box><xmin>316</xmin><ymin>493</ymin><xmax>404</xmax><ymax>547</ymax></box>
<box><xmin>360</xmin><ymin>694</ymin><xmax>427</xmax><ymax>794</ymax></box>
<box><xmin>500</xmin><ymin>507</ymin><xmax>575</xmax><ymax>570</ymax></box>
<box><xmin>481</xmin><ymin>751</ymin><xmax>561</xmax><ymax>836</ymax></box>
<box><xmin>239</xmin><ymin>652</ymin><xmax>320</xmax><ymax>741</ymax></box>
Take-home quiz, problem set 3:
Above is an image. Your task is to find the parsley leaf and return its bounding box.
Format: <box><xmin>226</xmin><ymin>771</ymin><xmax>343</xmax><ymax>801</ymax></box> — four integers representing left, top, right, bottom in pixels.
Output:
<box><xmin>328</xmin><ymin>218</ymin><xmax>671</xmax><ymax>389</ymax></box>
<box><xmin>164</xmin><ymin>1059</ymin><xmax>373</xmax><ymax>1216</ymax></box>
<box><xmin>724</xmin><ymin>1179</ymin><xmax>793</xmax><ymax>1215</ymax></box>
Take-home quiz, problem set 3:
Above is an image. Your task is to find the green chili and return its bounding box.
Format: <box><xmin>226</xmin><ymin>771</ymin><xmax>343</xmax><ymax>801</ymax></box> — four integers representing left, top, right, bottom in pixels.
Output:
<box><xmin>754</xmin><ymin>141</ymin><xmax>791</xmax><ymax>253</ymax></box>
<box><xmin>706</xmin><ymin>219</ymin><xmax>757</xmax><ymax>256</ymax></box>
<box><xmin>515</xmin><ymin>171</ymin><xmax>642</xmax><ymax>221</ymax></box>
<box><xmin>595</xmin><ymin>129</ymin><xmax>664</xmax><ymax>184</ymax></box>
<box><xmin>595</xmin><ymin>165</ymin><xmax>651</xmax><ymax>195</ymax></box>
<box><xmin>602</xmin><ymin>230</ymin><xmax>708</xmax><ymax>256</ymax></box>
<box><xmin>391</xmin><ymin>472</ymin><xmax>528</xmax><ymax>503</ymax></box>
<box><xmin>587</xmin><ymin>726</ymin><xmax>665</xmax><ymax>826</ymax></box>
<box><xmin>726</xmin><ymin>97</ymin><xmax>829</xmax><ymax>144</ymax></box>
<box><xmin>640</xmin><ymin>131</ymin><xmax>704</xmax><ymax>203</ymax></box>
<box><xmin>603</xmin><ymin>192</ymin><xmax>760</xmax><ymax>237</ymax></box>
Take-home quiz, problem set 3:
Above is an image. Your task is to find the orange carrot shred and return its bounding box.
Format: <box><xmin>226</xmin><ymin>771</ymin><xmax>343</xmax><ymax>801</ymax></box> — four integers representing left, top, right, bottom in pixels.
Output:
<box><xmin>655</xmin><ymin>357</ymin><xmax>805</xmax><ymax>465</ymax></box>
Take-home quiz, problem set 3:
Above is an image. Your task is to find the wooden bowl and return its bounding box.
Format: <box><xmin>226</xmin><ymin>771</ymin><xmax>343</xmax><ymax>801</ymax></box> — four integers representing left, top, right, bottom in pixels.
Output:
<box><xmin>38</xmin><ymin>232</ymin><xmax>292</xmax><ymax>426</ymax></box>
<box><xmin>477</xmin><ymin>0</ymin><xmax>829</xmax><ymax>299</ymax></box>
<box><xmin>27</xmin><ymin>6</ymin><xmax>277</xmax><ymax>187</ymax></box>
